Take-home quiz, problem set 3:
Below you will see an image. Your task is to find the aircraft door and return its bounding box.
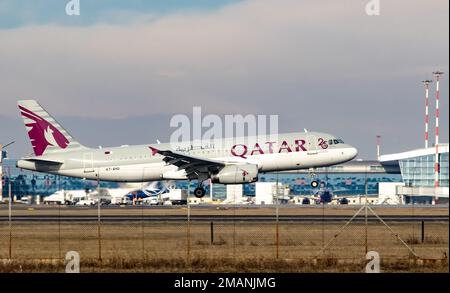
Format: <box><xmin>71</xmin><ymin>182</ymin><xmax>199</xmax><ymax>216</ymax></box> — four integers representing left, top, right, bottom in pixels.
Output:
<box><xmin>83</xmin><ymin>152</ymin><xmax>95</xmax><ymax>173</ymax></box>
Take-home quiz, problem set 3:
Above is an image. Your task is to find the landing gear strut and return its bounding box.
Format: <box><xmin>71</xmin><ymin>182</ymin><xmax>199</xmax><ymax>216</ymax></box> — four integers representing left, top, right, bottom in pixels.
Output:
<box><xmin>194</xmin><ymin>186</ymin><xmax>206</xmax><ymax>198</ymax></box>
<box><xmin>308</xmin><ymin>168</ymin><xmax>319</xmax><ymax>188</ymax></box>
<box><xmin>193</xmin><ymin>174</ymin><xmax>209</xmax><ymax>198</ymax></box>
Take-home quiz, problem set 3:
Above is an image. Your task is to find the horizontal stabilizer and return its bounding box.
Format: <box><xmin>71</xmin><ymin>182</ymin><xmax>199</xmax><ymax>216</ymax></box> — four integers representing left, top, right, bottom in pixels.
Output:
<box><xmin>25</xmin><ymin>158</ymin><xmax>64</xmax><ymax>165</ymax></box>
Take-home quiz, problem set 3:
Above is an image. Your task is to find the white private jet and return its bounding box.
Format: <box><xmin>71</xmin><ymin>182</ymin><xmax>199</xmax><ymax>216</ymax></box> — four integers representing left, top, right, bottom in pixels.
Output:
<box><xmin>16</xmin><ymin>100</ymin><xmax>358</xmax><ymax>198</ymax></box>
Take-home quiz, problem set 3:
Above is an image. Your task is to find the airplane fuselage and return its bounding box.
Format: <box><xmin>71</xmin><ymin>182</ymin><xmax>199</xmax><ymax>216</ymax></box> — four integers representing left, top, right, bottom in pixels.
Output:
<box><xmin>17</xmin><ymin>132</ymin><xmax>358</xmax><ymax>182</ymax></box>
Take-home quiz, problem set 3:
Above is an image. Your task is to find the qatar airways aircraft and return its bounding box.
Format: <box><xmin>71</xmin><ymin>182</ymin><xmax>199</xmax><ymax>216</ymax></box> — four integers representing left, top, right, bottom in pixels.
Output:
<box><xmin>16</xmin><ymin>100</ymin><xmax>358</xmax><ymax>198</ymax></box>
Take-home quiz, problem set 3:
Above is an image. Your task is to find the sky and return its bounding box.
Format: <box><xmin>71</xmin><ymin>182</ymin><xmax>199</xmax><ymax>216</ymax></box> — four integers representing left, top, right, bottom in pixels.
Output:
<box><xmin>0</xmin><ymin>0</ymin><xmax>448</xmax><ymax>159</ymax></box>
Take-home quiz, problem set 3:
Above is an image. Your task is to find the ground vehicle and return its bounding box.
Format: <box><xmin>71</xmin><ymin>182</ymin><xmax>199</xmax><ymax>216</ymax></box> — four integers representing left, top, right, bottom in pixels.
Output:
<box><xmin>75</xmin><ymin>199</ymin><xmax>96</xmax><ymax>206</ymax></box>
<box><xmin>44</xmin><ymin>190</ymin><xmax>88</xmax><ymax>205</ymax></box>
<box><xmin>146</xmin><ymin>197</ymin><xmax>159</xmax><ymax>205</ymax></box>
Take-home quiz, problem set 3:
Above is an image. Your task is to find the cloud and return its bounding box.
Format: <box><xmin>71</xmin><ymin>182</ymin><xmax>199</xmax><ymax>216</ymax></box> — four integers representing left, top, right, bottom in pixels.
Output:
<box><xmin>0</xmin><ymin>0</ymin><xmax>448</xmax><ymax>158</ymax></box>
<box><xmin>0</xmin><ymin>0</ymin><xmax>243</xmax><ymax>28</ymax></box>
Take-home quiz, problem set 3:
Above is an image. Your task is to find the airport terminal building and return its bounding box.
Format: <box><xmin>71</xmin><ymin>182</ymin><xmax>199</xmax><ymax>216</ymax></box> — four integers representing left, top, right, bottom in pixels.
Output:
<box><xmin>379</xmin><ymin>143</ymin><xmax>449</xmax><ymax>204</ymax></box>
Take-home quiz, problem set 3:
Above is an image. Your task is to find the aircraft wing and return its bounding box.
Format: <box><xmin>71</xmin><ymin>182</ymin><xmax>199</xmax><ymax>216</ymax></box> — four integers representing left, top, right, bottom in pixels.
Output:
<box><xmin>149</xmin><ymin>146</ymin><xmax>224</xmax><ymax>180</ymax></box>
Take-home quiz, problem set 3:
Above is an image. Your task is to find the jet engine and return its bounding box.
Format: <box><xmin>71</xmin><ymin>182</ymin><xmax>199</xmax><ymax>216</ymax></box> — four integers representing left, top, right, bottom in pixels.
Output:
<box><xmin>211</xmin><ymin>164</ymin><xmax>258</xmax><ymax>184</ymax></box>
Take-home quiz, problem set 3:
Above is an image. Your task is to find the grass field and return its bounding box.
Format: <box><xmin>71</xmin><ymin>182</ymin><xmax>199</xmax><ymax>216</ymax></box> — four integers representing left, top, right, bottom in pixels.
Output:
<box><xmin>0</xmin><ymin>222</ymin><xmax>448</xmax><ymax>271</ymax></box>
<box><xmin>0</xmin><ymin>217</ymin><xmax>448</xmax><ymax>272</ymax></box>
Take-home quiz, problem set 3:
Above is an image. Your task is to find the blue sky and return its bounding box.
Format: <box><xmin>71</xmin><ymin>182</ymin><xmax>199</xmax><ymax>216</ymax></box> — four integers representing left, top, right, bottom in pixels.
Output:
<box><xmin>0</xmin><ymin>0</ymin><xmax>242</xmax><ymax>28</ymax></box>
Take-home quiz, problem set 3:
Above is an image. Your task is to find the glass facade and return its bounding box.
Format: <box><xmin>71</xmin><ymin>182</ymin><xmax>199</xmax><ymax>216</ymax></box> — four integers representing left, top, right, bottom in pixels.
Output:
<box><xmin>1</xmin><ymin>159</ymin><xmax>118</xmax><ymax>198</ymax></box>
<box><xmin>399</xmin><ymin>152</ymin><xmax>449</xmax><ymax>187</ymax></box>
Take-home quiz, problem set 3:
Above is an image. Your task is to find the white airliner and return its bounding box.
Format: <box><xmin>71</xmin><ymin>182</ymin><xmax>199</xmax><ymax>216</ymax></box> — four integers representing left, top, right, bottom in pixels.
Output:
<box><xmin>16</xmin><ymin>100</ymin><xmax>358</xmax><ymax>198</ymax></box>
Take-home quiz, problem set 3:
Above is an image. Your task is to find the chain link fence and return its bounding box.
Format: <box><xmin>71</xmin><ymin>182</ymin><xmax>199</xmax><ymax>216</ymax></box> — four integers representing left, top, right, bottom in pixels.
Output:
<box><xmin>0</xmin><ymin>202</ymin><xmax>448</xmax><ymax>272</ymax></box>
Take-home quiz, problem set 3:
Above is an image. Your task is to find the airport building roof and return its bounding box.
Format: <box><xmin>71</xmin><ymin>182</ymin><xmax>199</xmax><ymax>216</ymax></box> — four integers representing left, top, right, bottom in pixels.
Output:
<box><xmin>379</xmin><ymin>143</ymin><xmax>449</xmax><ymax>163</ymax></box>
<box><xmin>378</xmin><ymin>143</ymin><xmax>449</xmax><ymax>194</ymax></box>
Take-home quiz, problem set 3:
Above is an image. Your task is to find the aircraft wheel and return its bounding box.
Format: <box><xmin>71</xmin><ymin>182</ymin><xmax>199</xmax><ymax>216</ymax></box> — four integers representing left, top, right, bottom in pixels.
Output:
<box><xmin>194</xmin><ymin>187</ymin><xmax>206</xmax><ymax>198</ymax></box>
<box><xmin>310</xmin><ymin>180</ymin><xmax>319</xmax><ymax>188</ymax></box>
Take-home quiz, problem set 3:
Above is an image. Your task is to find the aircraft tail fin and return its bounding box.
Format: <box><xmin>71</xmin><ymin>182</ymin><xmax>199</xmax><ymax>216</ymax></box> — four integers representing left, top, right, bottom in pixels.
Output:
<box><xmin>17</xmin><ymin>100</ymin><xmax>87</xmax><ymax>156</ymax></box>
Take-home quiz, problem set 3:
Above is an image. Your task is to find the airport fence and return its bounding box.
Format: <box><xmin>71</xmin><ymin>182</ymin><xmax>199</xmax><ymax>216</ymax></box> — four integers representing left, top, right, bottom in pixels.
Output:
<box><xmin>0</xmin><ymin>202</ymin><xmax>448</xmax><ymax>272</ymax></box>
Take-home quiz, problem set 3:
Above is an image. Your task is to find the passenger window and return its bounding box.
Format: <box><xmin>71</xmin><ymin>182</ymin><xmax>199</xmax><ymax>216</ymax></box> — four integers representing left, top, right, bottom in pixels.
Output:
<box><xmin>334</xmin><ymin>139</ymin><xmax>339</xmax><ymax>144</ymax></box>
<box><xmin>328</xmin><ymin>140</ymin><xmax>333</xmax><ymax>145</ymax></box>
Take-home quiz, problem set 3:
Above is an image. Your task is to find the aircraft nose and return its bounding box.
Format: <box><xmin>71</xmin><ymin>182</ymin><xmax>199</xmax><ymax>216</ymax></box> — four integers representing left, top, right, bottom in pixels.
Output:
<box><xmin>348</xmin><ymin>147</ymin><xmax>358</xmax><ymax>160</ymax></box>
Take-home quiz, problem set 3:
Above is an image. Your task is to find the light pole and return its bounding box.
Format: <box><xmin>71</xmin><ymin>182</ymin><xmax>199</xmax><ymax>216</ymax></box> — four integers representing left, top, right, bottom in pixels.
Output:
<box><xmin>422</xmin><ymin>80</ymin><xmax>433</xmax><ymax>149</ymax></box>
<box><xmin>432</xmin><ymin>71</ymin><xmax>443</xmax><ymax>190</ymax></box>
<box><xmin>376</xmin><ymin>135</ymin><xmax>381</xmax><ymax>160</ymax></box>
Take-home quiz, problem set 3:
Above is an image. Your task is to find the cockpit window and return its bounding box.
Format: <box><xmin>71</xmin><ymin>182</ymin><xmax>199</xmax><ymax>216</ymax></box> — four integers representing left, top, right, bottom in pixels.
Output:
<box><xmin>329</xmin><ymin>138</ymin><xmax>345</xmax><ymax>145</ymax></box>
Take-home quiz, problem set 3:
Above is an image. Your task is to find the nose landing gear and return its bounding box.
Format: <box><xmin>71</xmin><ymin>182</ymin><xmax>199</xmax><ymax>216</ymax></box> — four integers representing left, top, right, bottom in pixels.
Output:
<box><xmin>308</xmin><ymin>168</ymin><xmax>319</xmax><ymax>188</ymax></box>
<box><xmin>193</xmin><ymin>186</ymin><xmax>206</xmax><ymax>198</ymax></box>
<box><xmin>310</xmin><ymin>180</ymin><xmax>319</xmax><ymax>188</ymax></box>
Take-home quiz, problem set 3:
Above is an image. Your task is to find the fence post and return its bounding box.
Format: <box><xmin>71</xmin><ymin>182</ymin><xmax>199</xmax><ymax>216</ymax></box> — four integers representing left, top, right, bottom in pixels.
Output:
<box><xmin>210</xmin><ymin>221</ymin><xmax>214</xmax><ymax>245</ymax></box>
<box><xmin>8</xmin><ymin>177</ymin><xmax>12</xmax><ymax>260</ymax></box>
<box><xmin>97</xmin><ymin>174</ymin><xmax>102</xmax><ymax>262</ymax></box>
<box><xmin>421</xmin><ymin>221</ymin><xmax>425</xmax><ymax>243</ymax></box>
<box><xmin>187</xmin><ymin>182</ymin><xmax>191</xmax><ymax>262</ymax></box>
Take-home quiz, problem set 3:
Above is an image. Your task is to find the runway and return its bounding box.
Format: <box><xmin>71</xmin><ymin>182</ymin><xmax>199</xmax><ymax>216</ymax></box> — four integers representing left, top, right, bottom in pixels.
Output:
<box><xmin>0</xmin><ymin>215</ymin><xmax>447</xmax><ymax>222</ymax></box>
<box><xmin>0</xmin><ymin>204</ymin><xmax>447</xmax><ymax>222</ymax></box>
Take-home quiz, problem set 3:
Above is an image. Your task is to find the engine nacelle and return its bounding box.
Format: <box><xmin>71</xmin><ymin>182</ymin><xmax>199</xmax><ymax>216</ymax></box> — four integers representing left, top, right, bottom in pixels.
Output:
<box><xmin>211</xmin><ymin>164</ymin><xmax>258</xmax><ymax>184</ymax></box>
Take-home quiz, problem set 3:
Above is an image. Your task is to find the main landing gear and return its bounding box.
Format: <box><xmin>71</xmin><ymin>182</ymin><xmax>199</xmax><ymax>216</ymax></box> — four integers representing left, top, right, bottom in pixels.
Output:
<box><xmin>193</xmin><ymin>174</ymin><xmax>209</xmax><ymax>198</ymax></box>
<box><xmin>194</xmin><ymin>185</ymin><xmax>206</xmax><ymax>198</ymax></box>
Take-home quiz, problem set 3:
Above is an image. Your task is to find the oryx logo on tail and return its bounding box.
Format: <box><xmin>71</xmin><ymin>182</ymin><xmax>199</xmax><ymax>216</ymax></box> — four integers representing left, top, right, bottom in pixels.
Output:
<box><xmin>19</xmin><ymin>105</ymin><xmax>69</xmax><ymax>156</ymax></box>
